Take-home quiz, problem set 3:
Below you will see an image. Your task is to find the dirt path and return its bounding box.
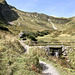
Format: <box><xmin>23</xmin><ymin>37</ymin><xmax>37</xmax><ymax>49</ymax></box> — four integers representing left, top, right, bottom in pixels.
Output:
<box><xmin>40</xmin><ymin>61</ymin><xmax>60</xmax><ymax>75</ymax></box>
<box><xmin>19</xmin><ymin>40</ymin><xmax>29</xmax><ymax>54</ymax></box>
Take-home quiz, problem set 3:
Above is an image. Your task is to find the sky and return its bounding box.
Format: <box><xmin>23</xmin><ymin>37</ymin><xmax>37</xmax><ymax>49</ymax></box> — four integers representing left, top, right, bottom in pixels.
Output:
<box><xmin>6</xmin><ymin>0</ymin><xmax>75</xmax><ymax>18</ymax></box>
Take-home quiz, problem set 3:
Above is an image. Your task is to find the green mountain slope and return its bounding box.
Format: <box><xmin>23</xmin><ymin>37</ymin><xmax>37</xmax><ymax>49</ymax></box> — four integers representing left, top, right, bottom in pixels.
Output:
<box><xmin>0</xmin><ymin>0</ymin><xmax>75</xmax><ymax>35</ymax></box>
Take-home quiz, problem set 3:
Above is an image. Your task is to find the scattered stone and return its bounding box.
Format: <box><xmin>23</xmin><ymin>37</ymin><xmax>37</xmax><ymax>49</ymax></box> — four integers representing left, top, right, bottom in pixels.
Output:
<box><xmin>19</xmin><ymin>32</ymin><xmax>24</xmax><ymax>38</ymax></box>
<box><xmin>67</xmin><ymin>60</ymin><xmax>70</xmax><ymax>63</ymax></box>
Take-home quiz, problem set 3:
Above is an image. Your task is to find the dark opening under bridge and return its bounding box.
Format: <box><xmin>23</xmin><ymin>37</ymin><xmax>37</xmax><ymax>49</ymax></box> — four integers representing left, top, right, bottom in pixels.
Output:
<box><xmin>28</xmin><ymin>41</ymin><xmax>74</xmax><ymax>57</ymax></box>
<box><xmin>45</xmin><ymin>45</ymin><xmax>63</xmax><ymax>57</ymax></box>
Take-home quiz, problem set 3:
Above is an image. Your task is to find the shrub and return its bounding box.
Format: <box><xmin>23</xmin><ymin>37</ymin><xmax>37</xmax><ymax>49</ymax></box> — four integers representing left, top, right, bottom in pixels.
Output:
<box><xmin>23</xmin><ymin>31</ymin><xmax>30</xmax><ymax>37</ymax></box>
<box><xmin>19</xmin><ymin>32</ymin><xmax>26</xmax><ymax>38</ymax></box>
<box><xmin>36</xmin><ymin>30</ymin><xmax>50</xmax><ymax>37</ymax></box>
<box><xmin>41</xmin><ymin>30</ymin><xmax>50</xmax><ymax>35</ymax></box>
<box><xmin>0</xmin><ymin>26</ymin><xmax>9</xmax><ymax>31</ymax></box>
<box><xmin>28</xmin><ymin>35</ymin><xmax>37</xmax><ymax>41</ymax></box>
<box><xmin>22</xmin><ymin>37</ymin><xmax>26</xmax><ymax>40</ymax></box>
<box><xmin>20</xmin><ymin>30</ymin><xmax>50</xmax><ymax>41</ymax></box>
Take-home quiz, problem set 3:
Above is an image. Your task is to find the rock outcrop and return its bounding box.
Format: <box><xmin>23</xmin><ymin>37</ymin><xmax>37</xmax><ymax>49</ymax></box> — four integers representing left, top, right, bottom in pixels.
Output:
<box><xmin>0</xmin><ymin>0</ymin><xmax>19</xmax><ymax>23</ymax></box>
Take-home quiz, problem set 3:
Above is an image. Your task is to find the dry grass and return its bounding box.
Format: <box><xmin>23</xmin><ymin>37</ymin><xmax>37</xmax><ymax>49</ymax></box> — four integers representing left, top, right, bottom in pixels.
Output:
<box><xmin>0</xmin><ymin>30</ymin><xmax>42</xmax><ymax>75</ymax></box>
<box><xmin>29</xmin><ymin>47</ymin><xmax>75</xmax><ymax>75</ymax></box>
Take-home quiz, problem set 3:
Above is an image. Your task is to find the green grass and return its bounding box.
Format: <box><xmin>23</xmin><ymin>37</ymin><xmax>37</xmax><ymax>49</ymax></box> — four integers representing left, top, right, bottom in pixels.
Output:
<box><xmin>0</xmin><ymin>1</ymin><xmax>75</xmax><ymax>75</ymax></box>
<box><xmin>0</xmin><ymin>31</ymin><xmax>42</xmax><ymax>75</ymax></box>
<box><xmin>29</xmin><ymin>47</ymin><xmax>75</xmax><ymax>75</ymax></box>
<box><xmin>0</xmin><ymin>0</ymin><xmax>5</xmax><ymax>3</ymax></box>
<box><xmin>0</xmin><ymin>30</ymin><xmax>74</xmax><ymax>75</ymax></box>
<box><xmin>67</xmin><ymin>48</ymin><xmax>75</xmax><ymax>69</ymax></box>
<box><xmin>37</xmin><ymin>33</ymin><xmax>75</xmax><ymax>42</ymax></box>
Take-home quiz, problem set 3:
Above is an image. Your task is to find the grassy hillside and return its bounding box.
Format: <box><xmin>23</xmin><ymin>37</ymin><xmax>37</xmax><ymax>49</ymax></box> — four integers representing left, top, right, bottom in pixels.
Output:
<box><xmin>63</xmin><ymin>23</ymin><xmax>75</xmax><ymax>35</ymax></box>
<box><xmin>6</xmin><ymin>8</ymin><xmax>75</xmax><ymax>35</ymax></box>
<box><xmin>0</xmin><ymin>0</ymin><xmax>75</xmax><ymax>36</ymax></box>
<box><xmin>0</xmin><ymin>0</ymin><xmax>75</xmax><ymax>75</ymax></box>
<box><xmin>0</xmin><ymin>30</ymin><xmax>42</xmax><ymax>75</ymax></box>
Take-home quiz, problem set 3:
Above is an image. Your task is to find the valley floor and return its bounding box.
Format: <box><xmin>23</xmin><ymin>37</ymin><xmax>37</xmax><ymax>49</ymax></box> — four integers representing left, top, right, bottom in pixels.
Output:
<box><xmin>0</xmin><ymin>30</ymin><xmax>75</xmax><ymax>75</ymax></box>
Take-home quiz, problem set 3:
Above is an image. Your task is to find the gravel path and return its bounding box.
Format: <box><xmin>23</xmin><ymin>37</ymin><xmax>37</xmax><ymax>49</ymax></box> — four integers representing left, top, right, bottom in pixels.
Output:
<box><xmin>40</xmin><ymin>61</ymin><xmax>60</xmax><ymax>75</ymax></box>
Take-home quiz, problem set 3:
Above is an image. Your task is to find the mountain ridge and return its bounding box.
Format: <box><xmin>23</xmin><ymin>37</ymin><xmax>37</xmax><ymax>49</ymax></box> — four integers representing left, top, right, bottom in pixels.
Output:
<box><xmin>0</xmin><ymin>0</ymin><xmax>75</xmax><ymax>35</ymax></box>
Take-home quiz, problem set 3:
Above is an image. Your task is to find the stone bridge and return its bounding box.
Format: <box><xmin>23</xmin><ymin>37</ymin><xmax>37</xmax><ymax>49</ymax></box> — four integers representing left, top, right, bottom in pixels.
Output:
<box><xmin>19</xmin><ymin>40</ymin><xmax>72</xmax><ymax>57</ymax></box>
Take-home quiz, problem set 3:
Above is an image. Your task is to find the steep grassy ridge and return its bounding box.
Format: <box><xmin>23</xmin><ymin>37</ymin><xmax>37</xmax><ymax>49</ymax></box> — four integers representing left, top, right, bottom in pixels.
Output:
<box><xmin>0</xmin><ymin>0</ymin><xmax>75</xmax><ymax>35</ymax></box>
